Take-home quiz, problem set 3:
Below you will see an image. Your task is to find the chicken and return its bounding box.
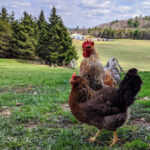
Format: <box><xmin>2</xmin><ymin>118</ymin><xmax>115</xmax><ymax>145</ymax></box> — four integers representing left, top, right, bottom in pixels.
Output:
<box><xmin>80</xmin><ymin>40</ymin><xmax>105</xmax><ymax>90</ymax></box>
<box><xmin>103</xmin><ymin>69</ymin><xmax>116</xmax><ymax>87</ymax></box>
<box><xmin>69</xmin><ymin>68</ymin><xmax>142</xmax><ymax>147</ymax></box>
<box><xmin>104</xmin><ymin>57</ymin><xmax>125</xmax><ymax>86</ymax></box>
<box><xmin>80</xmin><ymin>40</ymin><xmax>116</xmax><ymax>90</ymax></box>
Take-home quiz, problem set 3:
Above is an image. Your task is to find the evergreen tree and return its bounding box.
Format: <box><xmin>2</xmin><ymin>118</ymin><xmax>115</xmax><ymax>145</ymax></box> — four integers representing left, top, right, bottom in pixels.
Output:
<box><xmin>133</xmin><ymin>29</ymin><xmax>141</xmax><ymax>39</ymax></box>
<box><xmin>0</xmin><ymin>7</ymin><xmax>9</xmax><ymax>22</ymax></box>
<box><xmin>10</xmin><ymin>20</ymin><xmax>26</xmax><ymax>58</ymax></box>
<box><xmin>0</xmin><ymin>20</ymin><xmax>12</xmax><ymax>57</ymax></box>
<box><xmin>37</xmin><ymin>10</ymin><xmax>47</xmax><ymax>31</ymax></box>
<box><xmin>21</xmin><ymin>11</ymin><xmax>38</xmax><ymax>48</ymax></box>
<box><xmin>37</xmin><ymin>7</ymin><xmax>78</xmax><ymax>65</ymax></box>
<box><xmin>10</xmin><ymin>12</ymin><xmax>37</xmax><ymax>59</ymax></box>
<box><xmin>127</xmin><ymin>19</ymin><xmax>133</xmax><ymax>28</ymax></box>
<box><xmin>48</xmin><ymin>6</ymin><xmax>64</xmax><ymax>64</ymax></box>
<box><xmin>75</xmin><ymin>25</ymin><xmax>79</xmax><ymax>31</ymax></box>
<box><xmin>48</xmin><ymin>6</ymin><xmax>78</xmax><ymax>65</ymax></box>
<box><xmin>133</xmin><ymin>19</ymin><xmax>140</xmax><ymax>28</ymax></box>
<box><xmin>9</xmin><ymin>11</ymin><xmax>15</xmax><ymax>24</ymax></box>
<box><xmin>36</xmin><ymin>10</ymin><xmax>49</xmax><ymax>60</ymax></box>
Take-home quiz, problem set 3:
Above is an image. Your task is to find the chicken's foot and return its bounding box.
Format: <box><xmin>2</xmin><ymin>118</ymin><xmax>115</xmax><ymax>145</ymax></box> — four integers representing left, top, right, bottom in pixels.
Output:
<box><xmin>89</xmin><ymin>129</ymin><xmax>102</xmax><ymax>143</ymax></box>
<box><xmin>109</xmin><ymin>131</ymin><xmax>121</xmax><ymax>148</ymax></box>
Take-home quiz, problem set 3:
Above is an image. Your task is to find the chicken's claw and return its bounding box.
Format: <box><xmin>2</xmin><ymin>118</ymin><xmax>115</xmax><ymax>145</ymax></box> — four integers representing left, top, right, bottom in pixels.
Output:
<box><xmin>109</xmin><ymin>131</ymin><xmax>121</xmax><ymax>148</ymax></box>
<box><xmin>88</xmin><ymin>129</ymin><xmax>102</xmax><ymax>143</ymax></box>
<box><xmin>89</xmin><ymin>137</ymin><xmax>96</xmax><ymax>143</ymax></box>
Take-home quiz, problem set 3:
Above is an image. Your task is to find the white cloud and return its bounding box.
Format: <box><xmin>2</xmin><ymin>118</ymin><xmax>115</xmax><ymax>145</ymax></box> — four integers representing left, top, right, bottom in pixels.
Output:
<box><xmin>141</xmin><ymin>0</ymin><xmax>150</xmax><ymax>9</ymax></box>
<box><xmin>80</xmin><ymin>0</ymin><xmax>111</xmax><ymax>9</ymax></box>
<box><xmin>98</xmin><ymin>1</ymin><xmax>111</xmax><ymax>7</ymax></box>
<box><xmin>1</xmin><ymin>0</ymin><xmax>31</xmax><ymax>8</ymax></box>
<box><xmin>118</xmin><ymin>6</ymin><xmax>131</xmax><ymax>13</ymax></box>
<box><xmin>141</xmin><ymin>1</ymin><xmax>150</xmax><ymax>5</ymax></box>
<box><xmin>0</xmin><ymin>0</ymin><xmax>150</xmax><ymax>27</ymax></box>
<box><xmin>80</xmin><ymin>0</ymin><xmax>98</xmax><ymax>6</ymax></box>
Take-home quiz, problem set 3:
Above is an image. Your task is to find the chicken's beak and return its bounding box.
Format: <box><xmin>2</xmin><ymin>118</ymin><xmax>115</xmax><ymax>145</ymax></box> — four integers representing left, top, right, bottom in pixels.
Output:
<box><xmin>69</xmin><ymin>79</ymin><xmax>72</xmax><ymax>83</ymax></box>
<box><xmin>69</xmin><ymin>79</ymin><xmax>75</xmax><ymax>86</ymax></box>
<box><xmin>69</xmin><ymin>79</ymin><xmax>73</xmax><ymax>83</ymax></box>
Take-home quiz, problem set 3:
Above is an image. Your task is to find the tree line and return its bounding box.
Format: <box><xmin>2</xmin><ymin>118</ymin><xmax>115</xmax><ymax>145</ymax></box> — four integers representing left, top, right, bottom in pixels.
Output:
<box><xmin>88</xmin><ymin>15</ymin><xmax>150</xmax><ymax>39</ymax></box>
<box><xmin>88</xmin><ymin>27</ymin><xmax>150</xmax><ymax>40</ymax></box>
<box><xmin>0</xmin><ymin>7</ymin><xmax>78</xmax><ymax>66</ymax></box>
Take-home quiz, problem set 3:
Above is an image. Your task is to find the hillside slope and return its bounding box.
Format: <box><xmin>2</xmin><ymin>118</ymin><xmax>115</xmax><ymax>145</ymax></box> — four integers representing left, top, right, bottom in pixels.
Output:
<box><xmin>98</xmin><ymin>16</ymin><xmax>150</xmax><ymax>29</ymax></box>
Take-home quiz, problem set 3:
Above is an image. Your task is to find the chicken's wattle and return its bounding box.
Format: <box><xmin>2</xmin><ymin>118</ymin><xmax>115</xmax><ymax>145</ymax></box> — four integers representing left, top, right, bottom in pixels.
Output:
<box><xmin>83</xmin><ymin>49</ymin><xmax>93</xmax><ymax>58</ymax></box>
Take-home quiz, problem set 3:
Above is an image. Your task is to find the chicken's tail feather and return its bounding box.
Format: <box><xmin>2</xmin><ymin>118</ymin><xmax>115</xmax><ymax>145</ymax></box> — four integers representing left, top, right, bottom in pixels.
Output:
<box><xmin>104</xmin><ymin>69</ymin><xmax>116</xmax><ymax>87</ymax></box>
<box><xmin>118</xmin><ymin>68</ymin><xmax>142</xmax><ymax>108</ymax></box>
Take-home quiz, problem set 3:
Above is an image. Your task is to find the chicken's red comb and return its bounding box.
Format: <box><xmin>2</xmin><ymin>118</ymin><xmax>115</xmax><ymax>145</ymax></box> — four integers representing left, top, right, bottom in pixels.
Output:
<box><xmin>82</xmin><ymin>40</ymin><xmax>95</xmax><ymax>49</ymax></box>
<box><xmin>71</xmin><ymin>72</ymin><xmax>76</xmax><ymax>79</ymax></box>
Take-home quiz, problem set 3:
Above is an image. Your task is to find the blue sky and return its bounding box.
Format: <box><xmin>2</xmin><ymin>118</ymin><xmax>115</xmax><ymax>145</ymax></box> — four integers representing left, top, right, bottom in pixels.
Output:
<box><xmin>1</xmin><ymin>0</ymin><xmax>150</xmax><ymax>28</ymax></box>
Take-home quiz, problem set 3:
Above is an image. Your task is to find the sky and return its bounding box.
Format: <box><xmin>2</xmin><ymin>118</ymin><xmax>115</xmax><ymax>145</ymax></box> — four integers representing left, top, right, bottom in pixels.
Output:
<box><xmin>1</xmin><ymin>0</ymin><xmax>150</xmax><ymax>28</ymax></box>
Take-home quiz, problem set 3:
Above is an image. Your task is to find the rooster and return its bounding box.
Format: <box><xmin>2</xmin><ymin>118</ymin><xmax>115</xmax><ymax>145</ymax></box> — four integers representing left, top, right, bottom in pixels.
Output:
<box><xmin>80</xmin><ymin>40</ymin><xmax>105</xmax><ymax>90</ymax></box>
<box><xmin>80</xmin><ymin>40</ymin><xmax>116</xmax><ymax>90</ymax></box>
<box><xmin>69</xmin><ymin>68</ymin><xmax>142</xmax><ymax>147</ymax></box>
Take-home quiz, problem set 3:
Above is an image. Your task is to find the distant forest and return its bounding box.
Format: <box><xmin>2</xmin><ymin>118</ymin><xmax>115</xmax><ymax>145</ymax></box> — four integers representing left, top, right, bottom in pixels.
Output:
<box><xmin>88</xmin><ymin>16</ymin><xmax>150</xmax><ymax>39</ymax></box>
<box><xmin>0</xmin><ymin>7</ymin><xmax>78</xmax><ymax>66</ymax></box>
<box><xmin>72</xmin><ymin>16</ymin><xmax>150</xmax><ymax>40</ymax></box>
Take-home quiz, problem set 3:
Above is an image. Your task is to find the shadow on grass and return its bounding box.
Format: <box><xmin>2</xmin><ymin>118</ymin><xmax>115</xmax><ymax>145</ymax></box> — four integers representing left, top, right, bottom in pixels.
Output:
<box><xmin>15</xmin><ymin>59</ymin><xmax>41</xmax><ymax>65</ymax></box>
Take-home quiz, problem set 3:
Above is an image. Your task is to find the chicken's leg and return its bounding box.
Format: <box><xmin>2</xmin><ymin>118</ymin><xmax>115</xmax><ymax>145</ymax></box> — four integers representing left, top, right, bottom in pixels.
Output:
<box><xmin>89</xmin><ymin>129</ymin><xmax>102</xmax><ymax>143</ymax></box>
<box><xmin>109</xmin><ymin>131</ymin><xmax>120</xmax><ymax>148</ymax></box>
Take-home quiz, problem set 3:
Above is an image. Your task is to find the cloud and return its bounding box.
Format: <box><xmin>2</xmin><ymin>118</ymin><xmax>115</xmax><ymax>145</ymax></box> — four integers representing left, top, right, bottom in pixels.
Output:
<box><xmin>80</xmin><ymin>0</ymin><xmax>111</xmax><ymax>9</ymax></box>
<box><xmin>141</xmin><ymin>1</ymin><xmax>150</xmax><ymax>9</ymax></box>
<box><xmin>0</xmin><ymin>0</ymin><xmax>150</xmax><ymax>28</ymax></box>
<box><xmin>118</xmin><ymin>6</ymin><xmax>131</xmax><ymax>13</ymax></box>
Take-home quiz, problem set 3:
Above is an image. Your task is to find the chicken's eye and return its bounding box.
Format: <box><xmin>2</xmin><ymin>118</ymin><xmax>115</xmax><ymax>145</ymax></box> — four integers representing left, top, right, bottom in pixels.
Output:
<box><xmin>86</xmin><ymin>46</ymin><xmax>91</xmax><ymax>49</ymax></box>
<box><xmin>74</xmin><ymin>76</ymin><xmax>79</xmax><ymax>80</ymax></box>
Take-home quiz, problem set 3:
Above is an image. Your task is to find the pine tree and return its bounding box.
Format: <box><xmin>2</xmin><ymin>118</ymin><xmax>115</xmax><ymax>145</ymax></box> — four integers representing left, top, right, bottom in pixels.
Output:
<box><xmin>133</xmin><ymin>19</ymin><xmax>140</xmax><ymax>28</ymax></box>
<box><xmin>10</xmin><ymin>20</ymin><xmax>26</xmax><ymax>58</ymax></box>
<box><xmin>36</xmin><ymin>10</ymin><xmax>49</xmax><ymax>61</ymax></box>
<box><xmin>22</xmin><ymin>11</ymin><xmax>38</xmax><ymax>49</ymax></box>
<box><xmin>10</xmin><ymin>12</ymin><xmax>37</xmax><ymax>59</ymax></box>
<box><xmin>0</xmin><ymin>19</ymin><xmax>12</xmax><ymax>58</ymax></box>
<box><xmin>37</xmin><ymin>10</ymin><xmax>47</xmax><ymax>31</ymax></box>
<box><xmin>0</xmin><ymin>7</ymin><xmax>9</xmax><ymax>22</ymax></box>
<box><xmin>37</xmin><ymin>7</ymin><xmax>78</xmax><ymax>65</ymax></box>
<box><xmin>127</xmin><ymin>19</ymin><xmax>133</xmax><ymax>28</ymax></box>
<box><xmin>48</xmin><ymin>6</ymin><xmax>78</xmax><ymax>65</ymax></box>
<box><xmin>9</xmin><ymin>11</ymin><xmax>15</xmax><ymax>24</ymax></box>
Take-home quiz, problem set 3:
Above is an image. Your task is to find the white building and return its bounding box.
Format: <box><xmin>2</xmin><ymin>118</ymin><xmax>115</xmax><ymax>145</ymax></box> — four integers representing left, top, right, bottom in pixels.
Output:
<box><xmin>70</xmin><ymin>33</ymin><xmax>85</xmax><ymax>40</ymax></box>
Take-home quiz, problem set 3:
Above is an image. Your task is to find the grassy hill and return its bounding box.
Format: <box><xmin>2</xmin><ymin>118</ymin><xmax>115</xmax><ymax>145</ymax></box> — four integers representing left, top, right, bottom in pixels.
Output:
<box><xmin>98</xmin><ymin>16</ymin><xmax>150</xmax><ymax>29</ymax></box>
<box><xmin>0</xmin><ymin>39</ymin><xmax>150</xmax><ymax>149</ymax></box>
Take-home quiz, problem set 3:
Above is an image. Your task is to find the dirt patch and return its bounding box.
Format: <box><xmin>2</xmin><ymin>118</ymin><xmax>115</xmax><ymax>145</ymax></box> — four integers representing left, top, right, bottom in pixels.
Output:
<box><xmin>51</xmin><ymin>116</ymin><xmax>74</xmax><ymax>128</ymax></box>
<box><xmin>16</xmin><ymin>103</ymin><xmax>24</xmax><ymax>107</ymax></box>
<box><xmin>46</xmin><ymin>112</ymin><xmax>53</xmax><ymax>116</ymax></box>
<box><xmin>0</xmin><ymin>106</ymin><xmax>11</xmax><ymax>118</ymax></box>
<box><xmin>24</xmin><ymin>121</ymin><xmax>38</xmax><ymax>129</ymax></box>
<box><xmin>13</xmin><ymin>85</ymin><xmax>35</xmax><ymax>94</ymax></box>
<box><xmin>61</xmin><ymin>103</ymin><xmax>70</xmax><ymax>111</ymax></box>
<box><xmin>25</xmin><ymin>124</ymin><xmax>38</xmax><ymax>129</ymax></box>
<box><xmin>0</xmin><ymin>84</ymin><xmax>40</xmax><ymax>94</ymax></box>
<box><xmin>139</xmin><ymin>96</ymin><xmax>150</xmax><ymax>100</ymax></box>
<box><xmin>0</xmin><ymin>88</ymin><xmax>10</xmax><ymax>93</ymax></box>
<box><xmin>130</xmin><ymin>118</ymin><xmax>150</xmax><ymax>130</ymax></box>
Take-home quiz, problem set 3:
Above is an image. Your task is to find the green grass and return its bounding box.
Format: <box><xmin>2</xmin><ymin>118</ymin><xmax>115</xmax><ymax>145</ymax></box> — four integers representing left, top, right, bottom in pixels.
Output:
<box><xmin>0</xmin><ymin>39</ymin><xmax>150</xmax><ymax>149</ymax></box>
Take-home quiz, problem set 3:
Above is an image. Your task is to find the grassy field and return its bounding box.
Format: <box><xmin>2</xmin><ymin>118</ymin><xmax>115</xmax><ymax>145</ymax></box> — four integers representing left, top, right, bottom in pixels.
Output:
<box><xmin>0</xmin><ymin>39</ymin><xmax>150</xmax><ymax>149</ymax></box>
<box><xmin>74</xmin><ymin>39</ymin><xmax>150</xmax><ymax>71</ymax></box>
